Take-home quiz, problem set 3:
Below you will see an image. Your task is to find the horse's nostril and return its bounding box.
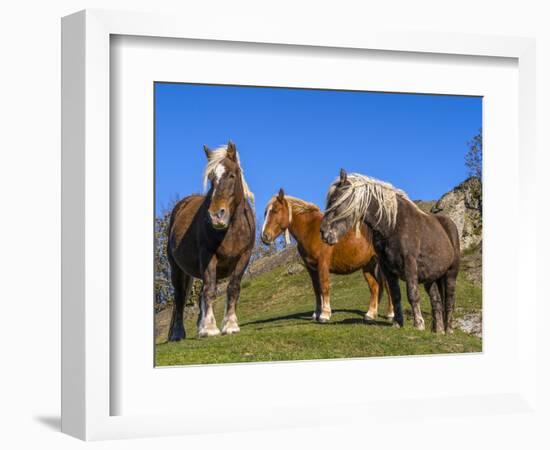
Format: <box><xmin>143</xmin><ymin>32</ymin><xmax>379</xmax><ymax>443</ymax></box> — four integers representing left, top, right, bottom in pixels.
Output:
<box><xmin>218</xmin><ymin>208</ymin><xmax>226</xmax><ymax>218</ymax></box>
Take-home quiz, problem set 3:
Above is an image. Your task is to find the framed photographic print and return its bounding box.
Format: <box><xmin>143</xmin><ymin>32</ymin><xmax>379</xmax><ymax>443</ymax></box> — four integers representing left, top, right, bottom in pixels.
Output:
<box><xmin>152</xmin><ymin>83</ymin><xmax>483</xmax><ymax>367</ymax></box>
<box><xmin>62</xmin><ymin>9</ymin><xmax>538</xmax><ymax>441</ymax></box>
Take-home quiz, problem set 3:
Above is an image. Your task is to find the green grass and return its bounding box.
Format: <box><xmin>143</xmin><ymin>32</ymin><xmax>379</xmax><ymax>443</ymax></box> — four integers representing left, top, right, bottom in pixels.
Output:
<box><xmin>155</xmin><ymin>265</ymin><xmax>482</xmax><ymax>366</ymax></box>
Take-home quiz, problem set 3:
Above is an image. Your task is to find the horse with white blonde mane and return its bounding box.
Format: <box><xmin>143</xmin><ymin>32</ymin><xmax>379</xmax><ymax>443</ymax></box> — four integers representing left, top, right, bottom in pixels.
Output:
<box><xmin>261</xmin><ymin>189</ymin><xmax>394</xmax><ymax>323</ymax></box>
<box><xmin>320</xmin><ymin>169</ymin><xmax>460</xmax><ymax>333</ymax></box>
<box><xmin>167</xmin><ymin>141</ymin><xmax>255</xmax><ymax>340</ymax></box>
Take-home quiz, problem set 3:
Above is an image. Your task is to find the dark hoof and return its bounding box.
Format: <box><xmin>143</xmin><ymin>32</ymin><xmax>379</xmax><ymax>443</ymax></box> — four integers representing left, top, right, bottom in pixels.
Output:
<box><xmin>168</xmin><ymin>328</ymin><xmax>186</xmax><ymax>341</ymax></box>
<box><xmin>392</xmin><ymin>318</ymin><xmax>404</xmax><ymax>329</ymax></box>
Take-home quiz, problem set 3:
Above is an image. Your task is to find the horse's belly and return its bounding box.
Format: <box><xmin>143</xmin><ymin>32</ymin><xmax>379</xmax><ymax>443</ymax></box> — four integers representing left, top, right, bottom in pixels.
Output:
<box><xmin>417</xmin><ymin>246</ymin><xmax>455</xmax><ymax>282</ymax></box>
<box><xmin>330</xmin><ymin>240</ymin><xmax>373</xmax><ymax>274</ymax></box>
<box><xmin>215</xmin><ymin>256</ymin><xmax>240</xmax><ymax>279</ymax></box>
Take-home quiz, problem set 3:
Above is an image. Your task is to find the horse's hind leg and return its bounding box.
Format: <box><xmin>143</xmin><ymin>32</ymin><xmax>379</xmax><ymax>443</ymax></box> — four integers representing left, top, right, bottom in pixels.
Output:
<box><xmin>365</xmin><ymin>262</ymin><xmax>394</xmax><ymax>321</ymax></box>
<box><xmin>168</xmin><ymin>266</ymin><xmax>192</xmax><ymax>341</ymax></box>
<box><xmin>363</xmin><ymin>265</ymin><xmax>380</xmax><ymax>322</ymax></box>
<box><xmin>317</xmin><ymin>262</ymin><xmax>332</xmax><ymax>323</ymax></box>
<box><xmin>443</xmin><ymin>267</ymin><xmax>459</xmax><ymax>334</ymax></box>
<box><xmin>425</xmin><ymin>281</ymin><xmax>444</xmax><ymax>333</ymax></box>
<box><xmin>306</xmin><ymin>266</ymin><xmax>322</xmax><ymax>321</ymax></box>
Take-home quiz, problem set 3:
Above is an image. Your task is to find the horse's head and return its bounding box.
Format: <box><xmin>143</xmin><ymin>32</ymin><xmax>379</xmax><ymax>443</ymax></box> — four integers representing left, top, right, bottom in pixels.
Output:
<box><xmin>261</xmin><ymin>188</ymin><xmax>291</xmax><ymax>245</ymax></box>
<box><xmin>320</xmin><ymin>168</ymin><xmax>356</xmax><ymax>245</ymax></box>
<box><xmin>204</xmin><ymin>141</ymin><xmax>245</xmax><ymax>230</ymax></box>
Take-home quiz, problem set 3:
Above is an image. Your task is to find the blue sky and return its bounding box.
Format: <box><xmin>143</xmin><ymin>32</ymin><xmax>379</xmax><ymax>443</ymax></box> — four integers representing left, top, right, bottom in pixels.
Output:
<box><xmin>155</xmin><ymin>83</ymin><xmax>481</xmax><ymax>217</ymax></box>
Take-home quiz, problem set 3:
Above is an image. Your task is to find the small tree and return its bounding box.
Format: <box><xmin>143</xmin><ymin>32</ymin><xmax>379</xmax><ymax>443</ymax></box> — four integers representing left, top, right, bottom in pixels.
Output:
<box><xmin>465</xmin><ymin>129</ymin><xmax>482</xmax><ymax>180</ymax></box>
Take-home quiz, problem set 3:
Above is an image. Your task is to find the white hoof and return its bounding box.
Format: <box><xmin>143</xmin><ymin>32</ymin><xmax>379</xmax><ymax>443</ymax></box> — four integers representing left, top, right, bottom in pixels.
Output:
<box><xmin>414</xmin><ymin>319</ymin><xmax>425</xmax><ymax>331</ymax></box>
<box><xmin>198</xmin><ymin>326</ymin><xmax>221</xmax><ymax>338</ymax></box>
<box><xmin>221</xmin><ymin>321</ymin><xmax>240</xmax><ymax>335</ymax></box>
<box><xmin>386</xmin><ymin>313</ymin><xmax>395</xmax><ymax>320</ymax></box>
<box><xmin>364</xmin><ymin>312</ymin><xmax>376</xmax><ymax>322</ymax></box>
<box><xmin>318</xmin><ymin>312</ymin><xmax>331</xmax><ymax>323</ymax></box>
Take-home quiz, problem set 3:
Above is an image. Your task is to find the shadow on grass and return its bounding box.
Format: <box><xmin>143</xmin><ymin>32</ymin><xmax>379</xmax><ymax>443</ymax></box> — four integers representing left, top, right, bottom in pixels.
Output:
<box><xmin>334</xmin><ymin>317</ymin><xmax>393</xmax><ymax>327</ymax></box>
<box><xmin>241</xmin><ymin>308</ymin><xmax>393</xmax><ymax>327</ymax></box>
<box><xmin>241</xmin><ymin>311</ymin><xmax>313</xmax><ymax>326</ymax></box>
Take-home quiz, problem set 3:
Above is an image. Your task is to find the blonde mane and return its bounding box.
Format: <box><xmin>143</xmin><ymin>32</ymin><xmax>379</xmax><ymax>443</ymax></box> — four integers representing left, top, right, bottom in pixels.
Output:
<box><xmin>266</xmin><ymin>195</ymin><xmax>319</xmax><ymax>220</ymax></box>
<box><xmin>202</xmin><ymin>145</ymin><xmax>254</xmax><ymax>203</ymax></box>
<box><xmin>325</xmin><ymin>173</ymin><xmax>424</xmax><ymax>231</ymax></box>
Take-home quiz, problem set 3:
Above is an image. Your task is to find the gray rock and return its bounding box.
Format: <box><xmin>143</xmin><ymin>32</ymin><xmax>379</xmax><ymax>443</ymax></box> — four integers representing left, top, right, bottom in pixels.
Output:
<box><xmin>286</xmin><ymin>263</ymin><xmax>305</xmax><ymax>275</ymax></box>
<box><xmin>431</xmin><ymin>177</ymin><xmax>482</xmax><ymax>252</ymax></box>
<box><xmin>456</xmin><ymin>312</ymin><xmax>483</xmax><ymax>338</ymax></box>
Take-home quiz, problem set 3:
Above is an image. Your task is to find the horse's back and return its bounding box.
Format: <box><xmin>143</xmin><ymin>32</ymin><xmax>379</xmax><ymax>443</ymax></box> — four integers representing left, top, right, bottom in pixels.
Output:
<box><xmin>400</xmin><ymin>203</ymin><xmax>459</xmax><ymax>281</ymax></box>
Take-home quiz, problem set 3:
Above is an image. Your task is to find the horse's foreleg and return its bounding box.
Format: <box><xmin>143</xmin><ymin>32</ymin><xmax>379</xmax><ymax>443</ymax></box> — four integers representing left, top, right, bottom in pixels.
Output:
<box><xmin>363</xmin><ymin>268</ymin><xmax>379</xmax><ymax>322</ymax></box>
<box><xmin>384</xmin><ymin>277</ymin><xmax>395</xmax><ymax>320</ymax></box>
<box><xmin>385</xmin><ymin>272</ymin><xmax>403</xmax><ymax>328</ymax></box>
<box><xmin>317</xmin><ymin>263</ymin><xmax>332</xmax><ymax>323</ymax></box>
<box><xmin>306</xmin><ymin>266</ymin><xmax>322</xmax><ymax>321</ymax></box>
<box><xmin>197</xmin><ymin>256</ymin><xmax>220</xmax><ymax>338</ymax></box>
<box><xmin>221</xmin><ymin>250</ymin><xmax>251</xmax><ymax>335</ymax></box>
<box><xmin>425</xmin><ymin>281</ymin><xmax>444</xmax><ymax>333</ymax></box>
<box><xmin>404</xmin><ymin>258</ymin><xmax>425</xmax><ymax>330</ymax></box>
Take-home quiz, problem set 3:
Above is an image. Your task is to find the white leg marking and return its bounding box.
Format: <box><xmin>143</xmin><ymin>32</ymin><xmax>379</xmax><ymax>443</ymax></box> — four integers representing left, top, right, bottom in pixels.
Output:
<box><xmin>221</xmin><ymin>313</ymin><xmax>240</xmax><ymax>335</ymax></box>
<box><xmin>318</xmin><ymin>295</ymin><xmax>331</xmax><ymax>322</ymax></box>
<box><xmin>198</xmin><ymin>298</ymin><xmax>220</xmax><ymax>338</ymax></box>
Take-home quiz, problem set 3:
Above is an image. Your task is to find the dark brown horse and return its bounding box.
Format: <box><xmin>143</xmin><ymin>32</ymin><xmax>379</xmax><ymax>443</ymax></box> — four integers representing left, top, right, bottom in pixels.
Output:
<box><xmin>167</xmin><ymin>141</ymin><xmax>255</xmax><ymax>340</ymax></box>
<box><xmin>320</xmin><ymin>170</ymin><xmax>460</xmax><ymax>333</ymax></box>
<box><xmin>261</xmin><ymin>189</ymin><xmax>393</xmax><ymax>322</ymax></box>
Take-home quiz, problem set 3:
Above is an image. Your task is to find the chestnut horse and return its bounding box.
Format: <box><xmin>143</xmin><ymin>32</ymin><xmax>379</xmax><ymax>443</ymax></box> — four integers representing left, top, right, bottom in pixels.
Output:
<box><xmin>320</xmin><ymin>170</ymin><xmax>460</xmax><ymax>333</ymax></box>
<box><xmin>261</xmin><ymin>189</ymin><xmax>393</xmax><ymax>323</ymax></box>
<box><xmin>167</xmin><ymin>142</ymin><xmax>255</xmax><ymax>340</ymax></box>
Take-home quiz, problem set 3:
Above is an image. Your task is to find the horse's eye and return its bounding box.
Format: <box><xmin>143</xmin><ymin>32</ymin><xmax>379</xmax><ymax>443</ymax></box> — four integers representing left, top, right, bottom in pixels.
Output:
<box><xmin>228</xmin><ymin>173</ymin><xmax>236</xmax><ymax>179</ymax></box>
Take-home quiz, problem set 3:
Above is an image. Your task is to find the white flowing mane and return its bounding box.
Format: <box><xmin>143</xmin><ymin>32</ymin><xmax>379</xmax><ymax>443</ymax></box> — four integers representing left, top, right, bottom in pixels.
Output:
<box><xmin>325</xmin><ymin>173</ymin><xmax>423</xmax><ymax>230</ymax></box>
<box><xmin>202</xmin><ymin>145</ymin><xmax>254</xmax><ymax>203</ymax></box>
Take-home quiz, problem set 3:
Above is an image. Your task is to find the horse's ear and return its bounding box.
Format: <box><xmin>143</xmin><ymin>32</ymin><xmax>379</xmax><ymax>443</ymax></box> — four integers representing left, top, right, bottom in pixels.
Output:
<box><xmin>203</xmin><ymin>145</ymin><xmax>212</xmax><ymax>160</ymax></box>
<box><xmin>226</xmin><ymin>141</ymin><xmax>237</xmax><ymax>161</ymax></box>
<box><xmin>277</xmin><ymin>188</ymin><xmax>285</xmax><ymax>202</ymax></box>
<box><xmin>339</xmin><ymin>168</ymin><xmax>348</xmax><ymax>184</ymax></box>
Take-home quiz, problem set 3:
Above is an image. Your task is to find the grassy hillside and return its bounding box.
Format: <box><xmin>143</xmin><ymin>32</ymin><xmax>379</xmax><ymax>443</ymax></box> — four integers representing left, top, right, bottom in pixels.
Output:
<box><xmin>155</xmin><ymin>263</ymin><xmax>482</xmax><ymax>366</ymax></box>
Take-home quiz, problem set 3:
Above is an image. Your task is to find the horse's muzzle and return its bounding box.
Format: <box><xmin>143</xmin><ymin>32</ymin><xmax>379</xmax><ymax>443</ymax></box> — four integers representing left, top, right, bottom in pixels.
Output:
<box><xmin>261</xmin><ymin>232</ymin><xmax>272</xmax><ymax>245</ymax></box>
<box><xmin>320</xmin><ymin>228</ymin><xmax>338</xmax><ymax>246</ymax></box>
<box><xmin>208</xmin><ymin>208</ymin><xmax>229</xmax><ymax>230</ymax></box>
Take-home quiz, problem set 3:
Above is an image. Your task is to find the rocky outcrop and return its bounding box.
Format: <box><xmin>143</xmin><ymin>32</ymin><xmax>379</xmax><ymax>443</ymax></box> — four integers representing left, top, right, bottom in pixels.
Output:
<box><xmin>431</xmin><ymin>177</ymin><xmax>482</xmax><ymax>252</ymax></box>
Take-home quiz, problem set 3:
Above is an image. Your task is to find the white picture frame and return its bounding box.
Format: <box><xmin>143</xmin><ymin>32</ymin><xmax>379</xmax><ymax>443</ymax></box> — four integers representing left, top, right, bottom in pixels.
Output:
<box><xmin>61</xmin><ymin>9</ymin><xmax>537</xmax><ymax>441</ymax></box>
